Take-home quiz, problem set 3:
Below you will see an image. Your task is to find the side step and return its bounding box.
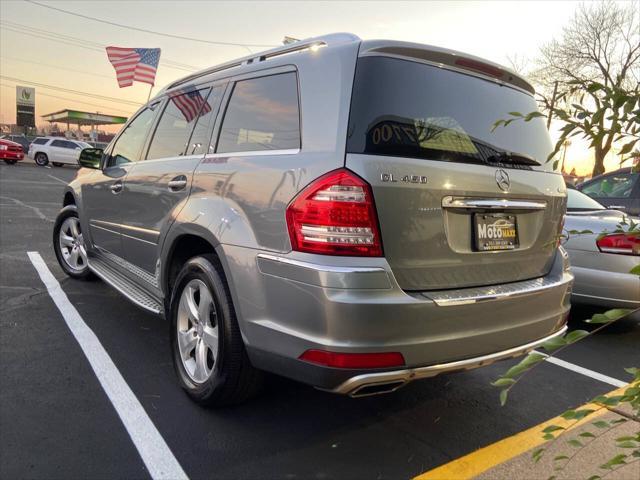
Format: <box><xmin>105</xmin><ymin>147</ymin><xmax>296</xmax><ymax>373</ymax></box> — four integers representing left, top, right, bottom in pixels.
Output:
<box><xmin>88</xmin><ymin>255</ymin><xmax>163</xmax><ymax>315</ymax></box>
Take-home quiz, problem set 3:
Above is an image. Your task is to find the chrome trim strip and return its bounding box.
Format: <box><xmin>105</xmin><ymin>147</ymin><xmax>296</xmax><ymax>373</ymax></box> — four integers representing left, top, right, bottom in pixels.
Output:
<box><xmin>204</xmin><ymin>148</ymin><xmax>299</xmax><ymax>158</ymax></box>
<box><xmin>121</xmin><ymin>231</ymin><xmax>157</xmax><ymax>246</ymax></box>
<box><xmin>90</xmin><ymin>223</ymin><xmax>121</xmax><ymax>236</ymax></box>
<box><xmin>331</xmin><ymin>326</ymin><xmax>568</xmax><ymax>396</ymax></box>
<box><xmin>91</xmin><ymin>220</ymin><xmax>160</xmax><ymax>238</ymax></box>
<box><xmin>442</xmin><ymin>196</ymin><xmax>547</xmax><ymax>210</ymax></box>
<box><xmin>256</xmin><ymin>253</ymin><xmax>386</xmax><ymax>274</ymax></box>
<box><xmin>425</xmin><ymin>271</ymin><xmax>573</xmax><ymax>306</ymax></box>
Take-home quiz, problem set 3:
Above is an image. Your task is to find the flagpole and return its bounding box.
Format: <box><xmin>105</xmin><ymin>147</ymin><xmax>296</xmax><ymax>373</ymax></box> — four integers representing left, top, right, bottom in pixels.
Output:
<box><xmin>146</xmin><ymin>84</ymin><xmax>153</xmax><ymax>104</ymax></box>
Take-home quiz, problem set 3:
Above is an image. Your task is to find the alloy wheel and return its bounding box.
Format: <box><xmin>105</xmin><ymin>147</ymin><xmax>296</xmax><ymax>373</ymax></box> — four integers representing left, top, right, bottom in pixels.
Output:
<box><xmin>35</xmin><ymin>154</ymin><xmax>48</xmax><ymax>166</ymax></box>
<box><xmin>177</xmin><ymin>279</ymin><xmax>219</xmax><ymax>383</ymax></box>
<box><xmin>58</xmin><ymin>217</ymin><xmax>88</xmax><ymax>272</ymax></box>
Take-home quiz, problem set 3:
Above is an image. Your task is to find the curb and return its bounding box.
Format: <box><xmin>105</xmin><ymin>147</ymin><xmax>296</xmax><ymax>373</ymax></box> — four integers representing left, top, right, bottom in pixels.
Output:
<box><xmin>414</xmin><ymin>384</ymin><xmax>634</xmax><ymax>480</ymax></box>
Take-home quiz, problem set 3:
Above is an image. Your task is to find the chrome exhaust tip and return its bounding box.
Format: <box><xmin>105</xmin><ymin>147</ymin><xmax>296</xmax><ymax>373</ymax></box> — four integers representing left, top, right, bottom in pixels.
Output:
<box><xmin>349</xmin><ymin>380</ymin><xmax>407</xmax><ymax>398</ymax></box>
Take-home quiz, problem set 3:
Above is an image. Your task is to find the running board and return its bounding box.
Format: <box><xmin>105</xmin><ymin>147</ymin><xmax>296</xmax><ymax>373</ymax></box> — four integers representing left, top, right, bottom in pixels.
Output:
<box><xmin>88</xmin><ymin>256</ymin><xmax>163</xmax><ymax>315</ymax></box>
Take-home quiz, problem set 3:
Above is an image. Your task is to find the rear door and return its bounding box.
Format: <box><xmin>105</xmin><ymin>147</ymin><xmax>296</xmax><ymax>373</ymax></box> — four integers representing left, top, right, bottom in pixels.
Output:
<box><xmin>82</xmin><ymin>104</ymin><xmax>160</xmax><ymax>258</ymax></box>
<box><xmin>120</xmin><ymin>85</ymin><xmax>225</xmax><ymax>274</ymax></box>
<box><xmin>49</xmin><ymin>139</ymin><xmax>76</xmax><ymax>164</ymax></box>
<box><xmin>345</xmin><ymin>55</ymin><xmax>566</xmax><ymax>291</ymax></box>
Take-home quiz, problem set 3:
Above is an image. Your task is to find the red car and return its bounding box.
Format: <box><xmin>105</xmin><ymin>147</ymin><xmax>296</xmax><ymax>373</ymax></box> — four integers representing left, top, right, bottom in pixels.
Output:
<box><xmin>0</xmin><ymin>138</ymin><xmax>24</xmax><ymax>164</ymax></box>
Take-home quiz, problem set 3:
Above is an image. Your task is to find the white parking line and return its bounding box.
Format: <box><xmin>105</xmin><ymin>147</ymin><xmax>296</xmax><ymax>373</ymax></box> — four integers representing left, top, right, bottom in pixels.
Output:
<box><xmin>46</xmin><ymin>174</ymin><xmax>68</xmax><ymax>185</ymax></box>
<box><xmin>537</xmin><ymin>351</ymin><xmax>627</xmax><ymax>387</ymax></box>
<box><xmin>27</xmin><ymin>252</ymin><xmax>188</xmax><ymax>480</ymax></box>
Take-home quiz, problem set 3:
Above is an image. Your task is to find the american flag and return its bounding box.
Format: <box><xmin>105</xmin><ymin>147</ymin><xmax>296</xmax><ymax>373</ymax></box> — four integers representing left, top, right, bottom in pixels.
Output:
<box><xmin>106</xmin><ymin>47</ymin><xmax>161</xmax><ymax>87</ymax></box>
<box><xmin>168</xmin><ymin>87</ymin><xmax>212</xmax><ymax>122</ymax></box>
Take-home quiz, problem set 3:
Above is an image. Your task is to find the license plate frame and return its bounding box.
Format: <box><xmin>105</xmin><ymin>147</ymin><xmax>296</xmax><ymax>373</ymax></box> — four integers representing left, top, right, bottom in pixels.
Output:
<box><xmin>474</xmin><ymin>213</ymin><xmax>519</xmax><ymax>251</ymax></box>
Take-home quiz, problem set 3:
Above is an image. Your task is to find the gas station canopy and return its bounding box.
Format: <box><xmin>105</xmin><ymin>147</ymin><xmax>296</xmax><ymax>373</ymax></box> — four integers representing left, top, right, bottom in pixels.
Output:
<box><xmin>41</xmin><ymin>109</ymin><xmax>128</xmax><ymax>127</ymax></box>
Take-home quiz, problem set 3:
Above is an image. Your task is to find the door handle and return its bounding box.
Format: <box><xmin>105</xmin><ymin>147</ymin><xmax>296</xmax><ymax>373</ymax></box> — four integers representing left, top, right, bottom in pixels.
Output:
<box><xmin>168</xmin><ymin>175</ymin><xmax>188</xmax><ymax>191</ymax></box>
<box><xmin>110</xmin><ymin>180</ymin><xmax>123</xmax><ymax>194</ymax></box>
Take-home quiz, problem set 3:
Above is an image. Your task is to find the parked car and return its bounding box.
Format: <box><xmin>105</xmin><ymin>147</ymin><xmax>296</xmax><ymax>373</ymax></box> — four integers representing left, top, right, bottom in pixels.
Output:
<box><xmin>28</xmin><ymin>137</ymin><xmax>92</xmax><ymax>167</ymax></box>
<box><xmin>0</xmin><ymin>134</ymin><xmax>31</xmax><ymax>151</ymax></box>
<box><xmin>0</xmin><ymin>138</ymin><xmax>24</xmax><ymax>164</ymax></box>
<box><xmin>576</xmin><ymin>167</ymin><xmax>640</xmax><ymax>216</ymax></box>
<box><xmin>52</xmin><ymin>33</ymin><xmax>572</xmax><ymax>406</ymax></box>
<box><xmin>563</xmin><ymin>187</ymin><xmax>639</xmax><ymax>308</ymax></box>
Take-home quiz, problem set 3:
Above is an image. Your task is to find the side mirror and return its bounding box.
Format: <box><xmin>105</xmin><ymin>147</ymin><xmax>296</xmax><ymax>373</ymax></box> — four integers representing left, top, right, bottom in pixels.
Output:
<box><xmin>78</xmin><ymin>148</ymin><xmax>103</xmax><ymax>169</ymax></box>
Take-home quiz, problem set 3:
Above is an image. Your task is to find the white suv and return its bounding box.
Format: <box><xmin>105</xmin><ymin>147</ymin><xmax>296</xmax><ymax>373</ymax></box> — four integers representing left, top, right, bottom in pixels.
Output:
<box><xmin>28</xmin><ymin>137</ymin><xmax>92</xmax><ymax>167</ymax></box>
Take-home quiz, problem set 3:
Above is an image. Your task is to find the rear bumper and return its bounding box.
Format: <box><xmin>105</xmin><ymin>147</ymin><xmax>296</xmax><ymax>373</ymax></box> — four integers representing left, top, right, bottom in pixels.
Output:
<box><xmin>567</xmin><ymin>249</ymin><xmax>640</xmax><ymax>308</ymax></box>
<box><xmin>0</xmin><ymin>151</ymin><xmax>24</xmax><ymax>161</ymax></box>
<box><xmin>571</xmin><ymin>267</ymin><xmax>640</xmax><ymax>308</ymax></box>
<box><xmin>331</xmin><ymin>325</ymin><xmax>567</xmax><ymax>396</ymax></box>
<box><xmin>221</xmin><ymin>245</ymin><xmax>572</xmax><ymax>392</ymax></box>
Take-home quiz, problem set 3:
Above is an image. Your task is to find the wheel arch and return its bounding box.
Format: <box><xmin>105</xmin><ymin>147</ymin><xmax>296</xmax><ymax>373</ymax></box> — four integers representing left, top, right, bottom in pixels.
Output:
<box><xmin>63</xmin><ymin>191</ymin><xmax>76</xmax><ymax>207</ymax></box>
<box><xmin>161</xmin><ymin>224</ymin><xmax>223</xmax><ymax>306</ymax></box>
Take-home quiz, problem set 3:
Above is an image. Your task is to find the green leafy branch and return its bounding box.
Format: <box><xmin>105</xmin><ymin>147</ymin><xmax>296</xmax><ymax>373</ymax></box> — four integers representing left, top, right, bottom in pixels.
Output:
<box><xmin>491</xmin><ymin>81</ymin><xmax>640</xmax><ymax>173</ymax></box>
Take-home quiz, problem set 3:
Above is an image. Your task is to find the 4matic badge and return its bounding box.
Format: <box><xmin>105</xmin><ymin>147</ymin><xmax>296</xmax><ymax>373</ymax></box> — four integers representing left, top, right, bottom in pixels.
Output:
<box><xmin>380</xmin><ymin>173</ymin><xmax>428</xmax><ymax>184</ymax></box>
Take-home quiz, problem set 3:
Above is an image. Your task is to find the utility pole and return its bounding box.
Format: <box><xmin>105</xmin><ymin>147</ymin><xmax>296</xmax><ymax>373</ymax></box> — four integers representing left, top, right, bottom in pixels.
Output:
<box><xmin>546</xmin><ymin>81</ymin><xmax>558</xmax><ymax>130</ymax></box>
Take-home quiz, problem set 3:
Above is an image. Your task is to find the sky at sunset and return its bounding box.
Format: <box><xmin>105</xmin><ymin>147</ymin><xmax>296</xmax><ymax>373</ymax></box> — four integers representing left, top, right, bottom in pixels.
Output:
<box><xmin>0</xmin><ymin>0</ymin><xmax>634</xmax><ymax>175</ymax></box>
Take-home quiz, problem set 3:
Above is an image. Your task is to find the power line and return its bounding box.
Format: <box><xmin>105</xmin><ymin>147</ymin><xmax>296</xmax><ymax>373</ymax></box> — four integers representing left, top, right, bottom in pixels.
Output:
<box><xmin>25</xmin><ymin>0</ymin><xmax>278</xmax><ymax>50</ymax></box>
<box><xmin>1</xmin><ymin>55</ymin><xmax>115</xmax><ymax>80</ymax></box>
<box><xmin>1</xmin><ymin>20</ymin><xmax>201</xmax><ymax>72</ymax></box>
<box><xmin>0</xmin><ymin>83</ymin><xmax>135</xmax><ymax>115</ymax></box>
<box><xmin>0</xmin><ymin>76</ymin><xmax>144</xmax><ymax>107</ymax></box>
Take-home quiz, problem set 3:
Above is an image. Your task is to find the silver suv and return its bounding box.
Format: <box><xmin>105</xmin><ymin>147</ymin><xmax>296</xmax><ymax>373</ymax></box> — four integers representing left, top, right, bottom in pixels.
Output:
<box><xmin>53</xmin><ymin>34</ymin><xmax>572</xmax><ymax>406</ymax></box>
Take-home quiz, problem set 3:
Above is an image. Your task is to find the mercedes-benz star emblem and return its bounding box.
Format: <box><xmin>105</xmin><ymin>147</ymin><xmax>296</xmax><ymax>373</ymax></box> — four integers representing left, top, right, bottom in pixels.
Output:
<box><xmin>495</xmin><ymin>169</ymin><xmax>510</xmax><ymax>192</ymax></box>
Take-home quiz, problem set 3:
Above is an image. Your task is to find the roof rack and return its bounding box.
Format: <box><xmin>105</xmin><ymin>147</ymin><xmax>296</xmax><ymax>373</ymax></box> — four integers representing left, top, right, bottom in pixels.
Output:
<box><xmin>163</xmin><ymin>33</ymin><xmax>360</xmax><ymax>93</ymax></box>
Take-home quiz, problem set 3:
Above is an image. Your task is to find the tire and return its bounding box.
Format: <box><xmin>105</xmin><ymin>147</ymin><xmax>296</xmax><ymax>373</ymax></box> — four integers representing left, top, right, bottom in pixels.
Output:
<box><xmin>170</xmin><ymin>254</ymin><xmax>263</xmax><ymax>407</ymax></box>
<box><xmin>3</xmin><ymin>160</ymin><xmax>17</xmax><ymax>165</ymax></box>
<box><xmin>52</xmin><ymin>162</ymin><xmax>64</xmax><ymax>167</ymax></box>
<box><xmin>35</xmin><ymin>153</ymin><xmax>49</xmax><ymax>167</ymax></box>
<box><xmin>53</xmin><ymin>205</ymin><xmax>94</xmax><ymax>280</ymax></box>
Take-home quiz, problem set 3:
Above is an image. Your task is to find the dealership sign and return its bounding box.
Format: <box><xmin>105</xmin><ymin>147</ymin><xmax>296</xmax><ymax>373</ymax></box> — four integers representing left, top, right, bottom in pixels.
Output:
<box><xmin>16</xmin><ymin>86</ymin><xmax>35</xmax><ymax>127</ymax></box>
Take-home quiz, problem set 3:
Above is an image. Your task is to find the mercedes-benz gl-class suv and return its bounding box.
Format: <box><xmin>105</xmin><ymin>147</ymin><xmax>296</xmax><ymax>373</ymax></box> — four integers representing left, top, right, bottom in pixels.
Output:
<box><xmin>53</xmin><ymin>34</ymin><xmax>572</xmax><ymax>406</ymax></box>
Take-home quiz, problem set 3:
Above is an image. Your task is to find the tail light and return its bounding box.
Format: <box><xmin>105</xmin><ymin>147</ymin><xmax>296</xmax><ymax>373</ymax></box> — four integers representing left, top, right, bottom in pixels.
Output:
<box><xmin>596</xmin><ymin>233</ymin><xmax>640</xmax><ymax>255</ymax></box>
<box><xmin>299</xmin><ymin>350</ymin><xmax>405</xmax><ymax>369</ymax></box>
<box><xmin>286</xmin><ymin>168</ymin><xmax>383</xmax><ymax>256</ymax></box>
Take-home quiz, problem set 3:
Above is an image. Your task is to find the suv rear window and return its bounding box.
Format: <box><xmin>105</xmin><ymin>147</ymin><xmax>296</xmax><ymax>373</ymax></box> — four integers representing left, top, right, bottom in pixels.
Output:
<box><xmin>217</xmin><ymin>72</ymin><xmax>300</xmax><ymax>153</ymax></box>
<box><xmin>347</xmin><ymin>56</ymin><xmax>553</xmax><ymax>170</ymax></box>
<box><xmin>32</xmin><ymin>138</ymin><xmax>49</xmax><ymax>145</ymax></box>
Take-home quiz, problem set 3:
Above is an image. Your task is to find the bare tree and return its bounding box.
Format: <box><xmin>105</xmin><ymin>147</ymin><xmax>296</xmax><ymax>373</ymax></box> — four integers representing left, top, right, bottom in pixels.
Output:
<box><xmin>531</xmin><ymin>1</ymin><xmax>640</xmax><ymax>176</ymax></box>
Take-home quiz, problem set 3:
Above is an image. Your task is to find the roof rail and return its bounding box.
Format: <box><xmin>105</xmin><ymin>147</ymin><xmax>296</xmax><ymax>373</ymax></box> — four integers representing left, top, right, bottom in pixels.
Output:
<box><xmin>163</xmin><ymin>32</ymin><xmax>360</xmax><ymax>93</ymax></box>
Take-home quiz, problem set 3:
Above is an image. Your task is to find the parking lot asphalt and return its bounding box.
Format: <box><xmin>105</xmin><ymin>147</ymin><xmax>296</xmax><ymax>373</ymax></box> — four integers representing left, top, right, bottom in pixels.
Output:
<box><xmin>1</xmin><ymin>161</ymin><xmax>638</xmax><ymax>480</ymax></box>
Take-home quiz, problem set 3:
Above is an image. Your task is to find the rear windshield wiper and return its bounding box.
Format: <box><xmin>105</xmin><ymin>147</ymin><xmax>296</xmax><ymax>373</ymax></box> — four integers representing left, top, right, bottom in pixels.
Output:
<box><xmin>486</xmin><ymin>152</ymin><xmax>541</xmax><ymax>166</ymax></box>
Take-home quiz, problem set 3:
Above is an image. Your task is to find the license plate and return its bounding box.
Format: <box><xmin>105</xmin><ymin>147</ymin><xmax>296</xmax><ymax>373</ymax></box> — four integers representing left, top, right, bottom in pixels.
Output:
<box><xmin>474</xmin><ymin>214</ymin><xmax>518</xmax><ymax>251</ymax></box>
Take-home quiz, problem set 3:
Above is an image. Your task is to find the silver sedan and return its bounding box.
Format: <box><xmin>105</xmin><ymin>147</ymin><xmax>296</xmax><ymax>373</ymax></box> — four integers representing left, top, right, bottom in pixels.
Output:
<box><xmin>563</xmin><ymin>188</ymin><xmax>639</xmax><ymax>308</ymax></box>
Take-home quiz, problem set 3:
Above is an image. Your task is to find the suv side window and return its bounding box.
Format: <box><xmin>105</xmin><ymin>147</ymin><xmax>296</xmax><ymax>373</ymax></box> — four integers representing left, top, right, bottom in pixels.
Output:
<box><xmin>187</xmin><ymin>86</ymin><xmax>223</xmax><ymax>155</ymax></box>
<box><xmin>107</xmin><ymin>104</ymin><xmax>159</xmax><ymax>167</ymax></box>
<box><xmin>582</xmin><ymin>172</ymin><xmax>638</xmax><ymax>198</ymax></box>
<box><xmin>146</xmin><ymin>87</ymin><xmax>211</xmax><ymax>160</ymax></box>
<box><xmin>51</xmin><ymin>139</ymin><xmax>77</xmax><ymax>149</ymax></box>
<box><xmin>33</xmin><ymin>138</ymin><xmax>49</xmax><ymax>145</ymax></box>
<box><xmin>217</xmin><ymin>72</ymin><xmax>300</xmax><ymax>153</ymax></box>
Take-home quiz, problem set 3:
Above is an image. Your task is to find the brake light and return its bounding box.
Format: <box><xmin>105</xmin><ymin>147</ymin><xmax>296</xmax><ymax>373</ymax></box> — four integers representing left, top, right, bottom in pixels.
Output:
<box><xmin>286</xmin><ymin>168</ymin><xmax>383</xmax><ymax>256</ymax></box>
<box><xmin>596</xmin><ymin>233</ymin><xmax>640</xmax><ymax>255</ymax></box>
<box><xmin>454</xmin><ymin>58</ymin><xmax>504</xmax><ymax>79</ymax></box>
<box><xmin>299</xmin><ymin>350</ymin><xmax>405</xmax><ymax>369</ymax></box>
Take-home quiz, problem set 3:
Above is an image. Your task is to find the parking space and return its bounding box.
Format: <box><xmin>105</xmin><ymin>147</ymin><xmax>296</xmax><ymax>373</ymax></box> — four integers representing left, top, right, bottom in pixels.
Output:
<box><xmin>1</xmin><ymin>161</ymin><xmax>638</xmax><ymax>479</ymax></box>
